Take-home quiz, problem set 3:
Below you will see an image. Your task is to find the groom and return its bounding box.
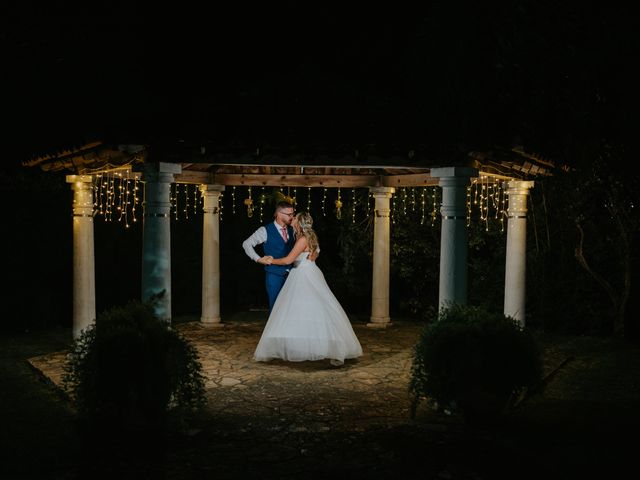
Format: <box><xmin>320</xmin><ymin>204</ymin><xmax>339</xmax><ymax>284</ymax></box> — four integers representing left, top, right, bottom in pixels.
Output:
<box><xmin>243</xmin><ymin>201</ymin><xmax>311</xmax><ymax>311</ymax></box>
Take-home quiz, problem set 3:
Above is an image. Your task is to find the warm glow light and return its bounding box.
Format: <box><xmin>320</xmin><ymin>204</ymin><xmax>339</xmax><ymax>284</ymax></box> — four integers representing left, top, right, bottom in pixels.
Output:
<box><xmin>334</xmin><ymin>187</ymin><xmax>342</xmax><ymax>220</ymax></box>
<box><xmin>79</xmin><ymin>176</ymin><xmax>512</xmax><ymax>235</ymax></box>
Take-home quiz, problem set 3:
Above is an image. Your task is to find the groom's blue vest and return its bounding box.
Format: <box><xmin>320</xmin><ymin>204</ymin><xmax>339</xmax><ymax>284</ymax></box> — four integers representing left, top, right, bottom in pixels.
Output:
<box><xmin>263</xmin><ymin>222</ymin><xmax>295</xmax><ymax>276</ymax></box>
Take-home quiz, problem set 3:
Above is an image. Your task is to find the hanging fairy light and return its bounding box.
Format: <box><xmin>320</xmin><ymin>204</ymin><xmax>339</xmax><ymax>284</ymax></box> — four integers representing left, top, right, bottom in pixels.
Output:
<box><xmin>492</xmin><ymin>179</ymin><xmax>502</xmax><ymax>220</ymax></box>
<box><xmin>119</xmin><ymin>173</ymin><xmax>126</xmax><ymax>225</ymax></box>
<box><xmin>231</xmin><ymin>186</ymin><xmax>236</xmax><ymax>215</ymax></box>
<box><xmin>351</xmin><ymin>188</ymin><xmax>357</xmax><ymax>223</ymax></box>
<box><xmin>499</xmin><ymin>182</ymin><xmax>507</xmax><ymax>232</ymax></box>
<box><xmin>93</xmin><ymin>173</ymin><xmax>103</xmax><ymax>215</ymax></box>
<box><xmin>85</xmin><ymin>165</ymin><xmax>143</xmax><ymax>226</ymax></box>
<box><xmin>431</xmin><ymin>186</ymin><xmax>438</xmax><ymax>227</ymax></box>
<box><xmin>193</xmin><ymin>184</ymin><xmax>200</xmax><ymax>215</ymax></box>
<box><xmin>322</xmin><ymin>187</ymin><xmax>327</xmax><ymax>216</ymax></box>
<box><xmin>115</xmin><ymin>175</ymin><xmax>121</xmax><ymax>220</ymax></box>
<box><xmin>402</xmin><ymin>187</ymin><xmax>408</xmax><ymax>216</ymax></box>
<box><xmin>123</xmin><ymin>171</ymin><xmax>132</xmax><ymax>228</ymax></box>
<box><xmin>100</xmin><ymin>173</ymin><xmax>107</xmax><ymax>219</ymax></box>
<box><xmin>77</xmin><ymin>166</ymin><xmax>517</xmax><ymax>237</ymax></box>
<box><xmin>473</xmin><ymin>177</ymin><xmax>480</xmax><ymax>208</ymax></box>
<box><xmin>390</xmin><ymin>192</ymin><xmax>395</xmax><ymax>225</ymax></box>
<box><xmin>466</xmin><ymin>185</ymin><xmax>472</xmax><ymax>227</ymax></box>
<box><xmin>99</xmin><ymin>173</ymin><xmax>107</xmax><ymax>216</ymax></box>
<box><xmin>482</xmin><ymin>176</ymin><xmax>489</xmax><ymax>231</ymax></box>
<box><xmin>117</xmin><ymin>172</ymin><xmax>126</xmax><ymax>224</ymax></box>
<box><xmin>110</xmin><ymin>173</ymin><xmax>118</xmax><ymax>221</ymax></box>
<box><xmin>107</xmin><ymin>173</ymin><xmax>116</xmax><ymax>222</ymax></box>
<box><xmin>171</xmin><ymin>183</ymin><xmax>179</xmax><ymax>220</ymax></box>
<box><xmin>131</xmin><ymin>176</ymin><xmax>140</xmax><ymax>223</ymax></box>
<box><xmin>259</xmin><ymin>187</ymin><xmax>266</xmax><ymax>222</ymax></box>
<box><xmin>102</xmin><ymin>173</ymin><xmax>110</xmax><ymax>220</ymax></box>
<box><xmin>182</xmin><ymin>184</ymin><xmax>190</xmax><ymax>219</ymax></box>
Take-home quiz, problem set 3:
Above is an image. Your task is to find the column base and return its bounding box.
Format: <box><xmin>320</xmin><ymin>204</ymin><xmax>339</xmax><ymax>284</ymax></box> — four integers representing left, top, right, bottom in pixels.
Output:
<box><xmin>367</xmin><ymin>317</ymin><xmax>393</xmax><ymax>329</ymax></box>
<box><xmin>201</xmin><ymin>317</ymin><xmax>225</xmax><ymax>327</ymax></box>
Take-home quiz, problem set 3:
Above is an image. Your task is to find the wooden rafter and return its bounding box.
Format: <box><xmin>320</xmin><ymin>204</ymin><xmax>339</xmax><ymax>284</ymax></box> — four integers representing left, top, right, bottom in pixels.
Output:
<box><xmin>24</xmin><ymin>142</ymin><xmax>554</xmax><ymax>185</ymax></box>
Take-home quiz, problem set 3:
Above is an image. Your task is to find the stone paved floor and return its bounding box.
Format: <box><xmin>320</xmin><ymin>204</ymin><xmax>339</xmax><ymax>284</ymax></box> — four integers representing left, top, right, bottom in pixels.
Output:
<box><xmin>190</xmin><ymin>314</ymin><xmax>419</xmax><ymax>424</ymax></box>
<box><xmin>28</xmin><ymin>313</ymin><xmax>423</xmax><ymax>428</ymax></box>
<box><xmin>21</xmin><ymin>315</ymin><xmax>640</xmax><ymax>479</ymax></box>
<box><xmin>26</xmin><ymin>313</ymin><xmax>441</xmax><ymax>479</ymax></box>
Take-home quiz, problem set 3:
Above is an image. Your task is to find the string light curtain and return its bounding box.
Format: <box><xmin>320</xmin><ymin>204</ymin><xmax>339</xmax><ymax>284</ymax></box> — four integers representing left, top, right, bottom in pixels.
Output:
<box><xmin>84</xmin><ymin>178</ymin><xmax>509</xmax><ymax>232</ymax></box>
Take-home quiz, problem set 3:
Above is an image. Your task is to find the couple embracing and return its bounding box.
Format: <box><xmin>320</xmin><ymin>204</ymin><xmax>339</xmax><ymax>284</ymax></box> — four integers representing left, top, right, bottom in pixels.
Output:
<box><xmin>242</xmin><ymin>201</ymin><xmax>362</xmax><ymax>366</ymax></box>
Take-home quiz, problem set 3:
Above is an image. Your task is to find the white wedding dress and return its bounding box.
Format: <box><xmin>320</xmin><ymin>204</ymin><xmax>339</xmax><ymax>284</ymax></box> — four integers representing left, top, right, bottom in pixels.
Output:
<box><xmin>254</xmin><ymin>252</ymin><xmax>363</xmax><ymax>364</ymax></box>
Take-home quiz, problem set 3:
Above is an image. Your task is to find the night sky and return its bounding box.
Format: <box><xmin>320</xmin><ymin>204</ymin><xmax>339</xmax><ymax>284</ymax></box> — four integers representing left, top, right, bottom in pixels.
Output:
<box><xmin>3</xmin><ymin>1</ymin><xmax>637</xmax><ymax>166</ymax></box>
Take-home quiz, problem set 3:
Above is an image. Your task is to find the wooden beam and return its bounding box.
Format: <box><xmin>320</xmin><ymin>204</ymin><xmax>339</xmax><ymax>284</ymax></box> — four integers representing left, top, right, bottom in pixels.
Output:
<box><xmin>382</xmin><ymin>173</ymin><xmax>439</xmax><ymax>187</ymax></box>
<box><xmin>176</xmin><ymin>172</ymin><xmax>380</xmax><ymax>187</ymax></box>
<box><xmin>174</xmin><ymin>170</ymin><xmax>213</xmax><ymax>184</ymax></box>
<box><xmin>210</xmin><ymin>174</ymin><xmax>382</xmax><ymax>188</ymax></box>
<box><xmin>174</xmin><ymin>170</ymin><xmax>520</xmax><ymax>187</ymax></box>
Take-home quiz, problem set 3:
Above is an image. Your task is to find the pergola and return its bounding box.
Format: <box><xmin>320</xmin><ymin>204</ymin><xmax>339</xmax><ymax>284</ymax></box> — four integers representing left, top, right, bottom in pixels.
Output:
<box><xmin>24</xmin><ymin>142</ymin><xmax>554</xmax><ymax>338</ymax></box>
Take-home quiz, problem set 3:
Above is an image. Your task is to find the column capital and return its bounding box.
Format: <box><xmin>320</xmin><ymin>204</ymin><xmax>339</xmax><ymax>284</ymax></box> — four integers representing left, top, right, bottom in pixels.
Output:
<box><xmin>140</xmin><ymin>163</ymin><xmax>181</xmax><ymax>185</ymax></box>
<box><xmin>504</xmin><ymin>180</ymin><xmax>535</xmax><ymax>195</ymax></box>
<box><xmin>201</xmin><ymin>185</ymin><xmax>224</xmax><ymax>214</ymax></box>
<box><xmin>136</xmin><ymin>162</ymin><xmax>182</xmax><ymax>175</ymax></box>
<box><xmin>200</xmin><ymin>184</ymin><xmax>226</xmax><ymax>194</ymax></box>
<box><xmin>66</xmin><ymin>174</ymin><xmax>93</xmax><ymax>184</ymax></box>
<box><xmin>430</xmin><ymin>166</ymin><xmax>478</xmax><ymax>179</ymax></box>
<box><xmin>369</xmin><ymin>186</ymin><xmax>395</xmax><ymax>197</ymax></box>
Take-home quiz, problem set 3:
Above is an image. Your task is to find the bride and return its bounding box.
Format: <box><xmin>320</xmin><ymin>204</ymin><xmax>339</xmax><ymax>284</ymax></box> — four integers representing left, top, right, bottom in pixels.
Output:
<box><xmin>253</xmin><ymin>211</ymin><xmax>363</xmax><ymax>366</ymax></box>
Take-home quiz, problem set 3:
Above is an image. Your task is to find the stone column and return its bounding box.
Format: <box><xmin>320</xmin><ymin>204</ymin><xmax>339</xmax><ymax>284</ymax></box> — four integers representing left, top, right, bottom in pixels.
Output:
<box><xmin>430</xmin><ymin>167</ymin><xmax>478</xmax><ymax>311</ymax></box>
<box><xmin>66</xmin><ymin>175</ymin><xmax>96</xmax><ymax>339</ymax></box>
<box><xmin>503</xmin><ymin>180</ymin><xmax>534</xmax><ymax>327</ymax></box>
<box><xmin>200</xmin><ymin>184</ymin><xmax>225</xmax><ymax>327</ymax></box>
<box><xmin>368</xmin><ymin>186</ymin><xmax>395</xmax><ymax>328</ymax></box>
<box><xmin>140</xmin><ymin>162</ymin><xmax>182</xmax><ymax>322</ymax></box>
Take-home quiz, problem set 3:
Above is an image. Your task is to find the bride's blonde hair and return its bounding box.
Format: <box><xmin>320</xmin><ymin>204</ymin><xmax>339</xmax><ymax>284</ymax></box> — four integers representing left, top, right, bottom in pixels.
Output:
<box><xmin>294</xmin><ymin>212</ymin><xmax>319</xmax><ymax>253</ymax></box>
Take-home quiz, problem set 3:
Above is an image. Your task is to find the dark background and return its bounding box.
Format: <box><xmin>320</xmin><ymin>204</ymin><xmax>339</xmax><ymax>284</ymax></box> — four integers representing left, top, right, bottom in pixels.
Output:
<box><xmin>4</xmin><ymin>1</ymin><xmax>636</xmax><ymax>163</ymax></box>
<box><xmin>2</xmin><ymin>1</ymin><xmax>637</xmax><ymax>332</ymax></box>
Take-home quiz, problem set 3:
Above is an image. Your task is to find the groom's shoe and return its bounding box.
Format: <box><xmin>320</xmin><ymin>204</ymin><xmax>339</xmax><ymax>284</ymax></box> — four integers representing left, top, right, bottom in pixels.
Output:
<box><xmin>330</xmin><ymin>359</ymin><xmax>344</xmax><ymax>367</ymax></box>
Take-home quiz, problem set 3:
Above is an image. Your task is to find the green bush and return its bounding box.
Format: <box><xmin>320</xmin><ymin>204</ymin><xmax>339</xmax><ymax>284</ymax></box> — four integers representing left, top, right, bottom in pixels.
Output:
<box><xmin>62</xmin><ymin>300</ymin><xmax>206</xmax><ymax>433</ymax></box>
<box><xmin>409</xmin><ymin>304</ymin><xmax>542</xmax><ymax>424</ymax></box>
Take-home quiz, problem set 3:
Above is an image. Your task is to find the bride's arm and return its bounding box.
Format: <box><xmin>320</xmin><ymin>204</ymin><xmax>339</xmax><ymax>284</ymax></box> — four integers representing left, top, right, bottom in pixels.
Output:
<box><xmin>269</xmin><ymin>237</ymin><xmax>308</xmax><ymax>265</ymax></box>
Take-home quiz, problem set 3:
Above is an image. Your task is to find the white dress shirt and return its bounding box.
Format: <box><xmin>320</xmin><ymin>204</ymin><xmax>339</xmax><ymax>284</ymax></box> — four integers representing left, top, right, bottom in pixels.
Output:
<box><xmin>242</xmin><ymin>221</ymin><xmax>285</xmax><ymax>262</ymax></box>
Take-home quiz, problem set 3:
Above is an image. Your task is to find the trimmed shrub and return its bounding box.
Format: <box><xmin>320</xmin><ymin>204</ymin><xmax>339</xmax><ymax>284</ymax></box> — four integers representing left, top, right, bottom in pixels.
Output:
<box><xmin>62</xmin><ymin>300</ymin><xmax>206</xmax><ymax>434</ymax></box>
<box><xmin>409</xmin><ymin>304</ymin><xmax>542</xmax><ymax>424</ymax></box>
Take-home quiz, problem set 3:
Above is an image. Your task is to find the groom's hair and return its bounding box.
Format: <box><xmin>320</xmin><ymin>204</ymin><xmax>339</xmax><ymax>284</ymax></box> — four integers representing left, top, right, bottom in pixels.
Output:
<box><xmin>274</xmin><ymin>201</ymin><xmax>293</xmax><ymax>217</ymax></box>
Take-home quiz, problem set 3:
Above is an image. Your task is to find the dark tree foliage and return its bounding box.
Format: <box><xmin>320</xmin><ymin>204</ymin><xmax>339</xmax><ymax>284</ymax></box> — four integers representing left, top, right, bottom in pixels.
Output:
<box><xmin>466</xmin><ymin>219</ymin><xmax>507</xmax><ymax>314</ymax></box>
<box><xmin>0</xmin><ymin>167</ymin><xmax>72</xmax><ymax>331</ymax></box>
<box><xmin>388</xmin><ymin>206</ymin><xmax>441</xmax><ymax>318</ymax></box>
<box><xmin>527</xmin><ymin>144</ymin><xmax>640</xmax><ymax>339</ymax></box>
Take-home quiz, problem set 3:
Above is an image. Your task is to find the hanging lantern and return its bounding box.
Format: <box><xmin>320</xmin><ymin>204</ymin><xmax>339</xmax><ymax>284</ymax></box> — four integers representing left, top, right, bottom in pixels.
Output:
<box><xmin>244</xmin><ymin>197</ymin><xmax>254</xmax><ymax>218</ymax></box>
<box><xmin>335</xmin><ymin>199</ymin><xmax>342</xmax><ymax>219</ymax></box>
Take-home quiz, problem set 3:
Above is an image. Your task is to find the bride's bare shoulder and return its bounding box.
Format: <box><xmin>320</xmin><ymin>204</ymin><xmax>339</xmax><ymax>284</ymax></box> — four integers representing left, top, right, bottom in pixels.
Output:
<box><xmin>296</xmin><ymin>235</ymin><xmax>310</xmax><ymax>252</ymax></box>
